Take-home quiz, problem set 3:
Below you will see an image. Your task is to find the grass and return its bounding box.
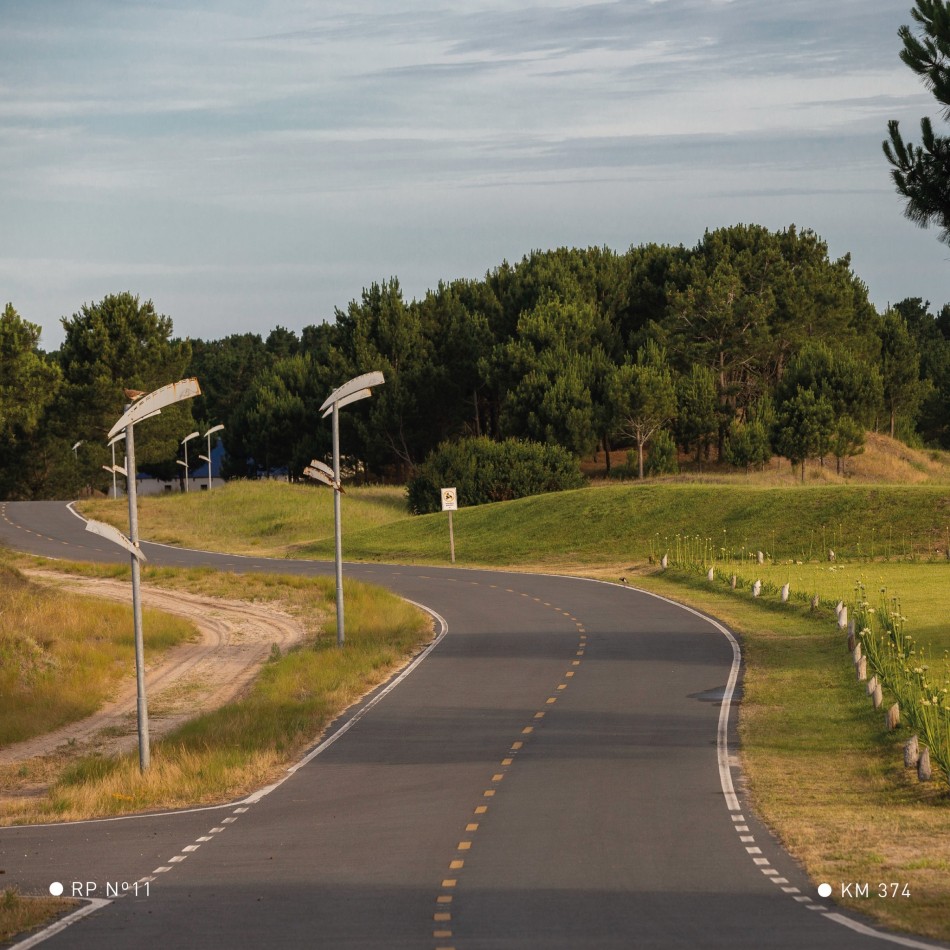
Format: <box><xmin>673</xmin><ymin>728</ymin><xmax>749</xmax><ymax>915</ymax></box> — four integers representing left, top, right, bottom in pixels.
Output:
<box><xmin>79</xmin><ymin>481</ymin><xmax>950</xmax><ymax>568</ymax></box>
<box><xmin>80</xmin><ymin>481</ymin><xmax>408</xmax><ymax>555</ymax></box>
<box><xmin>0</xmin><ymin>562</ymin><xmax>196</xmax><ymax>746</ymax></box>
<box><xmin>0</xmin><ymin>888</ymin><xmax>78</xmax><ymax>945</ymax></box>
<box><xmin>0</xmin><ymin>566</ymin><xmax>433</xmax><ymax>825</ymax></box>
<box><xmin>711</xmin><ymin>561</ymin><xmax>950</xmax><ymax>656</ymax></box>
<box><xmin>614</xmin><ymin>567</ymin><xmax>950</xmax><ymax>942</ymax></box>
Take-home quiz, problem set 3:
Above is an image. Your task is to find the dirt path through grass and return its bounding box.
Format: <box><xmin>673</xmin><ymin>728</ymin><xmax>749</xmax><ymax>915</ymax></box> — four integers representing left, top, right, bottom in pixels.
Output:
<box><xmin>0</xmin><ymin>572</ymin><xmax>306</xmax><ymax>775</ymax></box>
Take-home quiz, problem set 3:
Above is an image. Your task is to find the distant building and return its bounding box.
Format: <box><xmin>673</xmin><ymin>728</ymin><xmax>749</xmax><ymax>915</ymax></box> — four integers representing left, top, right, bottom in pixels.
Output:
<box><xmin>135</xmin><ymin>437</ymin><xmax>227</xmax><ymax>494</ymax></box>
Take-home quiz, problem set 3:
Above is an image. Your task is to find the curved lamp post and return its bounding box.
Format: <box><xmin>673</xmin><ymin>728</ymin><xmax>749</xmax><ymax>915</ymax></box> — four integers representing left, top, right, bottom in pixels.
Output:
<box><xmin>88</xmin><ymin>378</ymin><xmax>201</xmax><ymax>773</ymax></box>
<box><xmin>102</xmin><ymin>431</ymin><xmax>127</xmax><ymax>499</ymax></box>
<box><xmin>316</xmin><ymin>371</ymin><xmax>385</xmax><ymax>646</ymax></box>
<box><xmin>178</xmin><ymin>430</ymin><xmax>200</xmax><ymax>492</ymax></box>
<box><xmin>200</xmin><ymin>424</ymin><xmax>224</xmax><ymax>492</ymax></box>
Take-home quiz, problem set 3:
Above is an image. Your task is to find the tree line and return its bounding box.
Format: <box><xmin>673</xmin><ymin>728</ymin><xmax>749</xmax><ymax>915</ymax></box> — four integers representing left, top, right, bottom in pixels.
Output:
<box><xmin>1</xmin><ymin>223</ymin><xmax>949</xmax><ymax>500</ymax></box>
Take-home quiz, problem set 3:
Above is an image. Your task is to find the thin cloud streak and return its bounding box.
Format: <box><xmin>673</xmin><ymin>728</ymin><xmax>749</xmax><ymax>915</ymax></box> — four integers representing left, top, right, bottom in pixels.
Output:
<box><xmin>0</xmin><ymin>0</ymin><xmax>946</xmax><ymax>350</ymax></box>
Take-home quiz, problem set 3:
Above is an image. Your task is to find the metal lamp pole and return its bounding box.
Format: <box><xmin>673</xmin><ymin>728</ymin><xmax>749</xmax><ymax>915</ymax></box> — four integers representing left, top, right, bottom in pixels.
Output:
<box><xmin>97</xmin><ymin>379</ymin><xmax>201</xmax><ymax>772</ymax></box>
<box><xmin>317</xmin><ymin>372</ymin><xmax>385</xmax><ymax>646</ymax></box>
<box><xmin>179</xmin><ymin>430</ymin><xmax>199</xmax><ymax>492</ymax></box>
<box><xmin>201</xmin><ymin>424</ymin><xmax>224</xmax><ymax>491</ymax></box>
<box><xmin>103</xmin><ymin>431</ymin><xmax>126</xmax><ymax>499</ymax></box>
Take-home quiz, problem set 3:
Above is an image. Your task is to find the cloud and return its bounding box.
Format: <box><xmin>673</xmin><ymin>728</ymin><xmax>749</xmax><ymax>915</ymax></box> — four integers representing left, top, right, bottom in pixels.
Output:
<box><xmin>1</xmin><ymin>0</ymin><xmax>947</xmax><ymax>349</ymax></box>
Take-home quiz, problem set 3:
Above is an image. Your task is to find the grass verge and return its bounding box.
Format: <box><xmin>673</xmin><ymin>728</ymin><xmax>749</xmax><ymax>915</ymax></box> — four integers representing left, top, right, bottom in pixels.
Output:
<box><xmin>0</xmin><ymin>889</ymin><xmax>78</xmax><ymax>945</ymax></box>
<box><xmin>0</xmin><ymin>566</ymin><xmax>433</xmax><ymax>825</ymax></box>
<box><xmin>609</xmin><ymin>566</ymin><xmax>950</xmax><ymax>942</ymax></box>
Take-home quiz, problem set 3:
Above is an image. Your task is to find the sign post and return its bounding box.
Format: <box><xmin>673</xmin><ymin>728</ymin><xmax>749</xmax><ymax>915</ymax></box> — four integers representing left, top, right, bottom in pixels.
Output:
<box><xmin>441</xmin><ymin>487</ymin><xmax>458</xmax><ymax>564</ymax></box>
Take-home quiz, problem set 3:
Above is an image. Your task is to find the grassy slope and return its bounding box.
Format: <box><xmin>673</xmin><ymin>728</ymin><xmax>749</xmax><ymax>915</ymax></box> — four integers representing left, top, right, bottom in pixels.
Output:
<box><xmin>325</xmin><ymin>482</ymin><xmax>950</xmax><ymax>566</ymax></box>
<box><xmin>81</xmin><ymin>482</ymin><xmax>408</xmax><ymax>554</ymax></box>
<box><xmin>81</xmin><ymin>482</ymin><xmax>950</xmax><ymax>566</ymax></box>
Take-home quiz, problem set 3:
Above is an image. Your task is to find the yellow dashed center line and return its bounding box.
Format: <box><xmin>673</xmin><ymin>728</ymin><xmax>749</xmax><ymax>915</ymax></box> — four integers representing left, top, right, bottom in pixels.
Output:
<box><xmin>431</xmin><ymin>591</ymin><xmax>591</xmax><ymax>949</ymax></box>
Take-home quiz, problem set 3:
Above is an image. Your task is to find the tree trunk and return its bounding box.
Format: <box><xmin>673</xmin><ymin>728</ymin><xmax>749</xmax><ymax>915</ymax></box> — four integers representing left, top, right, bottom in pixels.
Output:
<box><xmin>603</xmin><ymin>435</ymin><xmax>611</xmax><ymax>474</ymax></box>
<box><xmin>638</xmin><ymin>439</ymin><xmax>645</xmax><ymax>479</ymax></box>
<box><xmin>473</xmin><ymin>389</ymin><xmax>481</xmax><ymax>437</ymax></box>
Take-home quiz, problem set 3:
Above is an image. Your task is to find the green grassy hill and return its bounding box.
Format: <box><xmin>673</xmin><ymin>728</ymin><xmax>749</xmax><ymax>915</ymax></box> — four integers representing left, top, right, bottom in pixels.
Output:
<box><xmin>83</xmin><ymin>479</ymin><xmax>950</xmax><ymax>568</ymax></box>
<box><xmin>300</xmin><ymin>482</ymin><xmax>950</xmax><ymax>567</ymax></box>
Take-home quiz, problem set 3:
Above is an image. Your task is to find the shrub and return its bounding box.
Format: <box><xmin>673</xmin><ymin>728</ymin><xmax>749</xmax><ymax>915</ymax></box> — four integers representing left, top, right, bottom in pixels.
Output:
<box><xmin>406</xmin><ymin>437</ymin><xmax>585</xmax><ymax>514</ymax></box>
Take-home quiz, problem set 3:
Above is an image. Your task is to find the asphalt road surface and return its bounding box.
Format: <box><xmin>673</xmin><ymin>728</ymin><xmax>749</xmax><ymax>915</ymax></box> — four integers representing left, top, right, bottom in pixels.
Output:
<box><xmin>0</xmin><ymin>501</ymin><xmax>944</xmax><ymax>949</ymax></box>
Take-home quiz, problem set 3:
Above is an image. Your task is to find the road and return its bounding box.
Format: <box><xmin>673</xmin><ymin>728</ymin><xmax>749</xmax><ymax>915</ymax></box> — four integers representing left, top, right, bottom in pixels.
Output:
<box><xmin>0</xmin><ymin>501</ymin><xmax>942</xmax><ymax>949</ymax></box>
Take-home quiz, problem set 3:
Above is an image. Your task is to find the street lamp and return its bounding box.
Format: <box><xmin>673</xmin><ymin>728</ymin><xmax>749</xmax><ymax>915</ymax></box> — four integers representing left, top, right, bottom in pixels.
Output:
<box><xmin>200</xmin><ymin>424</ymin><xmax>224</xmax><ymax>492</ymax></box>
<box><xmin>178</xmin><ymin>430</ymin><xmax>199</xmax><ymax>493</ymax></box>
<box><xmin>71</xmin><ymin>440</ymin><xmax>84</xmax><ymax>460</ymax></box>
<box><xmin>103</xmin><ymin>431</ymin><xmax>127</xmax><ymax>499</ymax></box>
<box><xmin>317</xmin><ymin>371</ymin><xmax>384</xmax><ymax>646</ymax></box>
<box><xmin>88</xmin><ymin>378</ymin><xmax>201</xmax><ymax>773</ymax></box>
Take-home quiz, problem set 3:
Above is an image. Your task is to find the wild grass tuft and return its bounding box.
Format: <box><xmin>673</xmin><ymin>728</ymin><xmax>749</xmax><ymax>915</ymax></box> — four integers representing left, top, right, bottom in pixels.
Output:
<box><xmin>0</xmin><ymin>888</ymin><xmax>78</xmax><ymax>944</ymax></box>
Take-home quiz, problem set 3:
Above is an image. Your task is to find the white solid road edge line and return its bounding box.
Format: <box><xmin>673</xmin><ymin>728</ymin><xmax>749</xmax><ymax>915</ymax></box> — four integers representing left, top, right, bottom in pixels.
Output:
<box><xmin>244</xmin><ymin>600</ymin><xmax>449</xmax><ymax>802</ymax></box>
<box><xmin>10</xmin><ymin>899</ymin><xmax>112</xmax><ymax>950</ymax></box>
<box><xmin>589</xmin><ymin>576</ymin><xmax>946</xmax><ymax>950</ymax></box>
<box><xmin>823</xmin><ymin>914</ymin><xmax>947</xmax><ymax>950</ymax></box>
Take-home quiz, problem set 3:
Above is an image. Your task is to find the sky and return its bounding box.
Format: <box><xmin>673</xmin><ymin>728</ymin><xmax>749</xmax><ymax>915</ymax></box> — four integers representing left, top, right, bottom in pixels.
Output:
<box><xmin>2</xmin><ymin>0</ymin><xmax>948</xmax><ymax>351</ymax></box>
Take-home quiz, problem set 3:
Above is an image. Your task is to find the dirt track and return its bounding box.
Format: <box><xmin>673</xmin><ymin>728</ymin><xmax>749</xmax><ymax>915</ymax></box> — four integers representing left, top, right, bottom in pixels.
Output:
<box><xmin>0</xmin><ymin>572</ymin><xmax>308</xmax><ymax>767</ymax></box>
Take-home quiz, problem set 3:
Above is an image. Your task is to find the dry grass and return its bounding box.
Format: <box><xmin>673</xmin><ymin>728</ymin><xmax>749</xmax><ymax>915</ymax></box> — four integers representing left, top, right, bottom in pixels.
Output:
<box><xmin>0</xmin><ymin>888</ymin><xmax>78</xmax><ymax>944</ymax></box>
<box><xmin>1</xmin><ymin>567</ymin><xmax>433</xmax><ymax>824</ymax></box>
<box><xmin>585</xmin><ymin>432</ymin><xmax>950</xmax><ymax>486</ymax></box>
<box><xmin>0</xmin><ymin>563</ymin><xmax>196</xmax><ymax>746</ymax></box>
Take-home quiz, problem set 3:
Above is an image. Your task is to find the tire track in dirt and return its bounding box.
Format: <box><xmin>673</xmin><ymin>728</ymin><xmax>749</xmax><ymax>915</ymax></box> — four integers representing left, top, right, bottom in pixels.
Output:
<box><xmin>0</xmin><ymin>572</ymin><xmax>309</xmax><ymax>768</ymax></box>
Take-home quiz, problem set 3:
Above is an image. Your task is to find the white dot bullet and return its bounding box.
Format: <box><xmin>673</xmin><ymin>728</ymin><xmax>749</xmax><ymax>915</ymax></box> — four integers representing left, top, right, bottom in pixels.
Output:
<box><xmin>817</xmin><ymin>883</ymin><xmax>833</xmax><ymax>898</ymax></box>
<box><xmin>49</xmin><ymin>882</ymin><xmax>64</xmax><ymax>897</ymax></box>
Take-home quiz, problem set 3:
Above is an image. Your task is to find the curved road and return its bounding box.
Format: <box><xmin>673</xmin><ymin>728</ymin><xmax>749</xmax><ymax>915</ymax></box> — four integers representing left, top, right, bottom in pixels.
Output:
<box><xmin>0</xmin><ymin>501</ymin><xmax>941</xmax><ymax>949</ymax></box>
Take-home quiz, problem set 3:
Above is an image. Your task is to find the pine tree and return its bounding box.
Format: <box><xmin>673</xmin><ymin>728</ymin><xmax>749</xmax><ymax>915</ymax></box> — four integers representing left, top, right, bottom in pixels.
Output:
<box><xmin>883</xmin><ymin>1</ymin><xmax>950</xmax><ymax>243</ymax></box>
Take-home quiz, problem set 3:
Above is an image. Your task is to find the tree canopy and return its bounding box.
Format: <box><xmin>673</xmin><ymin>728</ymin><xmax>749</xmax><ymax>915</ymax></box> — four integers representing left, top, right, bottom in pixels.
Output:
<box><xmin>883</xmin><ymin>0</ymin><xmax>950</xmax><ymax>243</ymax></box>
<box><xmin>2</xmin><ymin>223</ymin><xmax>948</xmax><ymax>501</ymax></box>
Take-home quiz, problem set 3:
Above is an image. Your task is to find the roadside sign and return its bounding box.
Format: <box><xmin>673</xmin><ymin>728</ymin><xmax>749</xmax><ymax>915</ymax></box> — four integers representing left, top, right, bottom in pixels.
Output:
<box><xmin>441</xmin><ymin>488</ymin><xmax>458</xmax><ymax>563</ymax></box>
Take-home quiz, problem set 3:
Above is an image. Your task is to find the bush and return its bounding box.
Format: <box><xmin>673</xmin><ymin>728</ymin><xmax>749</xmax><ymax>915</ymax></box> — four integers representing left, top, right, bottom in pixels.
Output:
<box><xmin>407</xmin><ymin>437</ymin><xmax>585</xmax><ymax>514</ymax></box>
